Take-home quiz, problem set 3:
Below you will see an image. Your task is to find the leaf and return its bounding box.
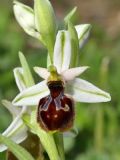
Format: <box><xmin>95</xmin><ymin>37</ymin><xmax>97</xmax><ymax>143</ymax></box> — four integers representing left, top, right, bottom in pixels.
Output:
<box><xmin>0</xmin><ymin>134</ymin><xmax>35</xmax><ymax>160</ymax></box>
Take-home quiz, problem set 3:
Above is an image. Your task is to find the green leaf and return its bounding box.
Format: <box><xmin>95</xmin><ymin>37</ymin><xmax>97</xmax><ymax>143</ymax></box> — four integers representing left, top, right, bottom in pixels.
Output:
<box><xmin>64</xmin><ymin>7</ymin><xmax>77</xmax><ymax>25</ymax></box>
<box><xmin>19</xmin><ymin>52</ymin><xmax>35</xmax><ymax>87</ymax></box>
<box><xmin>68</xmin><ymin>21</ymin><xmax>79</xmax><ymax>68</ymax></box>
<box><xmin>34</xmin><ymin>0</ymin><xmax>57</xmax><ymax>63</ymax></box>
<box><xmin>0</xmin><ymin>134</ymin><xmax>35</xmax><ymax>160</ymax></box>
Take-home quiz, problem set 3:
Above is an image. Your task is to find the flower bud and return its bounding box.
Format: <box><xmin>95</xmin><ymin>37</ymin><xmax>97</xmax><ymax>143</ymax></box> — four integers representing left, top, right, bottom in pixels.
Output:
<box><xmin>75</xmin><ymin>24</ymin><xmax>92</xmax><ymax>48</ymax></box>
<box><xmin>13</xmin><ymin>1</ymin><xmax>40</xmax><ymax>39</ymax></box>
<box><xmin>34</xmin><ymin>0</ymin><xmax>57</xmax><ymax>62</ymax></box>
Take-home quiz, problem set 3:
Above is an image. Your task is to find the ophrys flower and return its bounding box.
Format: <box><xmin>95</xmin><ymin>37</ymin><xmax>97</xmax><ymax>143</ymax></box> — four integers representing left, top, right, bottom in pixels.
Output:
<box><xmin>12</xmin><ymin>28</ymin><xmax>111</xmax><ymax>132</ymax></box>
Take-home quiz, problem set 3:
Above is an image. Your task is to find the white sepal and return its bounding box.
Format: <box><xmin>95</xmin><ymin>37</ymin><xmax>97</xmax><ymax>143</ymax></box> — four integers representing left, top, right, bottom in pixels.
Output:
<box><xmin>34</xmin><ymin>67</ymin><xmax>50</xmax><ymax>79</ymax></box>
<box><xmin>13</xmin><ymin>81</ymin><xmax>49</xmax><ymax>106</ymax></box>
<box><xmin>64</xmin><ymin>127</ymin><xmax>78</xmax><ymax>138</ymax></box>
<box><xmin>2</xmin><ymin>101</ymin><xmax>27</xmax><ymax>136</ymax></box>
<box><xmin>13</xmin><ymin>1</ymin><xmax>40</xmax><ymax>39</ymax></box>
<box><xmin>75</xmin><ymin>24</ymin><xmax>91</xmax><ymax>48</ymax></box>
<box><xmin>0</xmin><ymin>124</ymin><xmax>27</xmax><ymax>152</ymax></box>
<box><xmin>66</xmin><ymin>78</ymin><xmax>111</xmax><ymax>103</ymax></box>
<box><xmin>2</xmin><ymin>100</ymin><xmax>20</xmax><ymax>118</ymax></box>
<box><xmin>53</xmin><ymin>30</ymin><xmax>71</xmax><ymax>73</ymax></box>
<box><xmin>0</xmin><ymin>100</ymin><xmax>27</xmax><ymax>152</ymax></box>
<box><xmin>62</xmin><ymin>66</ymin><xmax>89</xmax><ymax>81</ymax></box>
<box><xmin>13</xmin><ymin>67</ymin><xmax>26</xmax><ymax>92</ymax></box>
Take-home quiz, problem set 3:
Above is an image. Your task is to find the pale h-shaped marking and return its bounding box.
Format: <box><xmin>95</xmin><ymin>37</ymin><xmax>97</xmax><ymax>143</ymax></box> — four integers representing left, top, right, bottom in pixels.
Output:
<box><xmin>54</xmin><ymin>92</ymin><xmax>70</xmax><ymax>112</ymax></box>
<box><xmin>40</xmin><ymin>96</ymin><xmax>52</xmax><ymax>111</ymax></box>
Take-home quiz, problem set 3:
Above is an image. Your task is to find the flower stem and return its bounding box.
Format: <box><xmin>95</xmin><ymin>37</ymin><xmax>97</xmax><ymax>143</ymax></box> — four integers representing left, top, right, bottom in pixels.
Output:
<box><xmin>54</xmin><ymin>133</ymin><xmax>65</xmax><ymax>160</ymax></box>
<box><xmin>23</xmin><ymin>113</ymin><xmax>60</xmax><ymax>160</ymax></box>
<box><xmin>94</xmin><ymin>105</ymin><xmax>104</xmax><ymax>152</ymax></box>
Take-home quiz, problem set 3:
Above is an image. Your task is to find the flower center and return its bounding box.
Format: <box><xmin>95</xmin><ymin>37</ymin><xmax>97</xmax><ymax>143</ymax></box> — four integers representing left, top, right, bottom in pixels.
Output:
<box><xmin>48</xmin><ymin>81</ymin><xmax>64</xmax><ymax>98</ymax></box>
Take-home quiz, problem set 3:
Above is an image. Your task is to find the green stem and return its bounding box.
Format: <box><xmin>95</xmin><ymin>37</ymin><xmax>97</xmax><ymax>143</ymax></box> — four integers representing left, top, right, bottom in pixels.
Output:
<box><xmin>94</xmin><ymin>106</ymin><xmax>104</xmax><ymax>152</ymax></box>
<box><xmin>23</xmin><ymin>113</ymin><xmax>60</xmax><ymax>160</ymax></box>
<box><xmin>54</xmin><ymin>133</ymin><xmax>65</xmax><ymax>160</ymax></box>
<box><xmin>94</xmin><ymin>57</ymin><xmax>110</xmax><ymax>152</ymax></box>
<box><xmin>107</xmin><ymin>108</ymin><xmax>118</xmax><ymax>141</ymax></box>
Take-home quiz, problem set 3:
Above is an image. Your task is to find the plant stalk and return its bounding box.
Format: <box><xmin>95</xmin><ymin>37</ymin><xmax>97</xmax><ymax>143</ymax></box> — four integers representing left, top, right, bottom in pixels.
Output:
<box><xmin>54</xmin><ymin>133</ymin><xmax>65</xmax><ymax>160</ymax></box>
<box><xmin>94</xmin><ymin>105</ymin><xmax>104</xmax><ymax>152</ymax></box>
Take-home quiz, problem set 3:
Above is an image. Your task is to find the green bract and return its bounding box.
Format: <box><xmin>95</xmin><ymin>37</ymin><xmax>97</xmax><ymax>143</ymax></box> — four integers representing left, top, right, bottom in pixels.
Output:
<box><xmin>0</xmin><ymin>134</ymin><xmax>34</xmax><ymax>160</ymax></box>
<box><xmin>68</xmin><ymin>21</ymin><xmax>79</xmax><ymax>68</ymax></box>
<box><xmin>64</xmin><ymin>7</ymin><xmax>77</xmax><ymax>25</ymax></box>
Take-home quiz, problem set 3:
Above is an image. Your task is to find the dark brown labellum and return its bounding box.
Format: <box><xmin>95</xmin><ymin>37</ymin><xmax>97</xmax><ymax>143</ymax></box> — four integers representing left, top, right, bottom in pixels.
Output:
<box><xmin>37</xmin><ymin>81</ymin><xmax>74</xmax><ymax>132</ymax></box>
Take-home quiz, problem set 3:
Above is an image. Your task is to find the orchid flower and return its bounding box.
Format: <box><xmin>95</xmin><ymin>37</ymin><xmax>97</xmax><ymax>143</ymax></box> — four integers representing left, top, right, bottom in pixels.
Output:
<box><xmin>12</xmin><ymin>27</ymin><xmax>111</xmax><ymax>133</ymax></box>
<box><xmin>13</xmin><ymin>32</ymin><xmax>111</xmax><ymax>108</ymax></box>
<box><xmin>0</xmin><ymin>68</ymin><xmax>28</xmax><ymax>152</ymax></box>
<box><xmin>13</xmin><ymin>1</ymin><xmax>110</xmax><ymax>109</ymax></box>
<box><xmin>0</xmin><ymin>0</ymin><xmax>111</xmax><ymax>159</ymax></box>
<box><xmin>12</xmin><ymin>1</ymin><xmax>111</xmax><ymax>132</ymax></box>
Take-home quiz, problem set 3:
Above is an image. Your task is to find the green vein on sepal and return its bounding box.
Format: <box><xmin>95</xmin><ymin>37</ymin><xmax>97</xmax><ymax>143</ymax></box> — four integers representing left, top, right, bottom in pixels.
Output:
<box><xmin>19</xmin><ymin>52</ymin><xmax>35</xmax><ymax>87</ymax></box>
<box><xmin>68</xmin><ymin>21</ymin><xmax>79</xmax><ymax>68</ymax></box>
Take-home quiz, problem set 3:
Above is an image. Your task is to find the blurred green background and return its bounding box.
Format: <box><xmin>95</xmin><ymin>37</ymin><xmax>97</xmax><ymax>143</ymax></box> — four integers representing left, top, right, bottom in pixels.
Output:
<box><xmin>0</xmin><ymin>0</ymin><xmax>120</xmax><ymax>159</ymax></box>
